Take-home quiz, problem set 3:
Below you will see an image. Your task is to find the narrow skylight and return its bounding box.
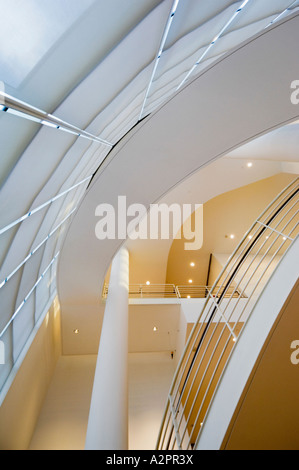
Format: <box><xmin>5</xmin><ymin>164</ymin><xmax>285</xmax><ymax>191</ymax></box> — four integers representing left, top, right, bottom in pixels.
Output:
<box><xmin>265</xmin><ymin>0</ymin><xmax>298</xmax><ymax>28</ymax></box>
<box><xmin>0</xmin><ymin>175</ymin><xmax>91</xmax><ymax>236</ymax></box>
<box><xmin>0</xmin><ymin>208</ymin><xmax>76</xmax><ymax>290</ymax></box>
<box><xmin>139</xmin><ymin>0</ymin><xmax>181</xmax><ymax>120</ymax></box>
<box><xmin>176</xmin><ymin>0</ymin><xmax>251</xmax><ymax>90</ymax></box>
<box><xmin>0</xmin><ymin>252</ymin><xmax>60</xmax><ymax>339</ymax></box>
<box><xmin>41</xmin><ymin>120</ymin><xmax>58</xmax><ymax>129</ymax></box>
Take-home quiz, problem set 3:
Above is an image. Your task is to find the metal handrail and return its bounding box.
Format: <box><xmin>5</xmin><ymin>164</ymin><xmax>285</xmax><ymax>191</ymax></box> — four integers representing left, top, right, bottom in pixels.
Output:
<box><xmin>101</xmin><ymin>284</ymin><xmax>246</xmax><ymax>300</ymax></box>
<box><xmin>130</xmin><ymin>284</ymin><xmax>178</xmax><ymax>298</ymax></box>
<box><xmin>176</xmin><ymin>285</ymin><xmax>245</xmax><ymax>299</ymax></box>
<box><xmin>102</xmin><ymin>283</ymin><xmax>178</xmax><ymax>299</ymax></box>
<box><xmin>156</xmin><ymin>177</ymin><xmax>299</xmax><ymax>450</ymax></box>
<box><xmin>0</xmin><ymin>91</ymin><xmax>112</xmax><ymax>147</ymax></box>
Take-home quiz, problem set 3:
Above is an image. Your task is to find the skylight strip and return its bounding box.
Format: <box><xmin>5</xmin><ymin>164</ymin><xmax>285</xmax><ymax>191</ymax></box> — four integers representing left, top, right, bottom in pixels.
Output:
<box><xmin>139</xmin><ymin>0</ymin><xmax>180</xmax><ymax>120</ymax></box>
<box><xmin>265</xmin><ymin>0</ymin><xmax>298</xmax><ymax>28</ymax></box>
<box><xmin>0</xmin><ymin>252</ymin><xmax>60</xmax><ymax>339</ymax></box>
<box><xmin>0</xmin><ymin>175</ymin><xmax>91</xmax><ymax>236</ymax></box>
<box><xmin>0</xmin><ymin>208</ymin><xmax>76</xmax><ymax>290</ymax></box>
<box><xmin>176</xmin><ymin>0</ymin><xmax>251</xmax><ymax>90</ymax></box>
<box><xmin>0</xmin><ymin>91</ymin><xmax>113</xmax><ymax>147</ymax></box>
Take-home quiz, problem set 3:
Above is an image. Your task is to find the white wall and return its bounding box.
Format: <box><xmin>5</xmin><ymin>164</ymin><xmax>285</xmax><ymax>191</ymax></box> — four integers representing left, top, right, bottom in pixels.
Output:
<box><xmin>0</xmin><ymin>298</ymin><xmax>61</xmax><ymax>450</ymax></box>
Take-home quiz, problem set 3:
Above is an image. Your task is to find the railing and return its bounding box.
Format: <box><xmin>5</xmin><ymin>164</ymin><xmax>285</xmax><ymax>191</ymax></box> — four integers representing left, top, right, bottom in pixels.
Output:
<box><xmin>130</xmin><ymin>284</ymin><xmax>177</xmax><ymax>299</ymax></box>
<box><xmin>176</xmin><ymin>285</ymin><xmax>245</xmax><ymax>299</ymax></box>
<box><xmin>0</xmin><ymin>91</ymin><xmax>112</xmax><ymax>147</ymax></box>
<box><xmin>102</xmin><ymin>284</ymin><xmax>245</xmax><ymax>300</ymax></box>
<box><xmin>102</xmin><ymin>283</ymin><xmax>177</xmax><ymax>299</ymax></box>
<box><xmin>156</xmin><ymin>177</ymin><xmax>299</xmax><ymax>450</ymax></box>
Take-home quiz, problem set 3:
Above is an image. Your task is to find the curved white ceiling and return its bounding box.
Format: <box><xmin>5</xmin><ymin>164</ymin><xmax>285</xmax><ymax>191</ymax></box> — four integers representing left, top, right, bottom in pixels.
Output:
<box><xmin>58</xmin><ymin>13</ymin><xmax>299</xmax><ymax>308</ymax></box>
<box><xmin>227</xmin><ymin>122</ymin><xmax>299</xmax><ymax>161</ymax></box>
<box><xmin>1</xmin><ymin>1</ymin><xmax>299</xmax><ymax>390</ymax></box>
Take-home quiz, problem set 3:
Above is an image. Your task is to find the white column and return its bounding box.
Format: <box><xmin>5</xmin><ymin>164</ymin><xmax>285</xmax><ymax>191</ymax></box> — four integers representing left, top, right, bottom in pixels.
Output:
<box><xmin>85</xmin><ymin>247</ymin><xmax>129</xmax><ymax>450</ymax></box>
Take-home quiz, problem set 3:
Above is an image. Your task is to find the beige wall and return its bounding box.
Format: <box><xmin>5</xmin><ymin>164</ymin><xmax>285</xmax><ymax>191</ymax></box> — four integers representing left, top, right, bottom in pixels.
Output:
<box><xmin>0</xmin><ymin>298</ymin><xmax>61</xmax><ymax>450</ymax></box>
<box><xmin>166</xmin><ymin>173</ymin><xmax>296</xmax><ymax>287</ymax></box>
<box><xmin>29</xmin><ymin>354</ymin><xmax>97</xmax><ymax>450</ymax></box>
<box><xmin>129</xmin><ymin>304</ymin><xmax>180</xmax><ymax>353</ymax></box>
<box><xmin>222</xmin><ymin>280</ymin><xmax>299</xmax><ymax>450</ymax></box>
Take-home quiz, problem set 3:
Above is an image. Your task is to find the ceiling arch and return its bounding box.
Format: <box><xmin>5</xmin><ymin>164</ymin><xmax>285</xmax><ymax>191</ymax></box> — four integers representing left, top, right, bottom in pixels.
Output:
<box><xmin>57</xmin><ymin>13</ymin><xmax>299</xmax><ymax>309</ymax></box>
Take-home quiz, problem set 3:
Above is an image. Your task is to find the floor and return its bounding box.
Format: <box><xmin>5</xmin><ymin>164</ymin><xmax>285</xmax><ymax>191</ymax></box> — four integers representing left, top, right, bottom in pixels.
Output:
<box><xmin>29</xmin><ymin>351</ymin><xmax>175</xmax><ymax>450</ymax></box>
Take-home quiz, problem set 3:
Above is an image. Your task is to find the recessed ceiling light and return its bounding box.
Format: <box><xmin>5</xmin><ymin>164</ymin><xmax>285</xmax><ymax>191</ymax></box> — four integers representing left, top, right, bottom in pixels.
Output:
<box><xmin>230</xmin><ymin>234</ymin><xmax>235</xmax><ymax>240</ymax></box>
<box><xmin>73</xmin><ymin>329</ymin><xmax>79</xmax><ymax>335</ymax></box>
<box><xmin>146</xmin><ymin>281</ymin><xmax>151</xmax><ymax>285</ymax></box>
<box><xmin>188</xmin><ymin>279</ymin><xmax>193</xmax><ymax>284</ymax></box>
<box><xmin>190</xmin><ymin>262</ymin><xmax>195</xmax><ymax>267</ymax></box>
<box><xmin>248</xmin><ymin>235</ymin><xmax>253</xmax><ymax>240</ymax></box>
<box><xmin>247</xmin><ymin>162</ymin><xmax>253</xmax><ymax>168</ymax></box>
<box><xmin>153</xmin><ymin>326</ymin><xmax>158</xmax><ymax>332</ymax></box>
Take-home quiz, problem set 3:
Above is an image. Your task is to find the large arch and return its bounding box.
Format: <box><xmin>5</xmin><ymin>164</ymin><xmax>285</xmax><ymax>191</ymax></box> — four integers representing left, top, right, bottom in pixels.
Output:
<box><xmin>58</xmin><ymin>13</ymin><xmax>299</xmax><ymax>316</ymax></box>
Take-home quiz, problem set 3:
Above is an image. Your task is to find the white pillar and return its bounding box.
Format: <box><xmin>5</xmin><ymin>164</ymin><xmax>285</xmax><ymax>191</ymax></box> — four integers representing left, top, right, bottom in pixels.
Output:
<box><xmin>85</xmin><ymin>247</ymin><xmax>129</xmax><ymax>450</ymax></box>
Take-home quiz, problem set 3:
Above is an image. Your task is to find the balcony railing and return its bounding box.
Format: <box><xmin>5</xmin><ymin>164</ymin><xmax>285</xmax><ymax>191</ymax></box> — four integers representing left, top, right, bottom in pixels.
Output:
<box><xmin>102</xmin><ymin>283</ymin><xmax>245</xmax><ymax>300</ymax></box>
<box><xmin>175</xmin><ymin>285</ymin><xmax>244</xmax><ymax>299</ymax></box>
<box><xmin>156</xmin><ymin>177</ymin><xmax>299</xmax><ymax>451</ymax></box>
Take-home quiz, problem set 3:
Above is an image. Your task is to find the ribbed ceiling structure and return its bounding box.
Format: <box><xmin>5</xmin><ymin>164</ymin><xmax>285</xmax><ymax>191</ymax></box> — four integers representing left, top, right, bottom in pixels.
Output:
<box><xmin>1</xmin><ymin>0</ymin><xmax>299</xmax><ymax>391</ymax></box>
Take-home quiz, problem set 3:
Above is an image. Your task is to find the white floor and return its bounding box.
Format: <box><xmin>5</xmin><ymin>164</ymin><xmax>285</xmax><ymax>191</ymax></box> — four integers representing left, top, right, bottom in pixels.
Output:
<box><xmin>29</xmin><ymin>351</ymin><xmax>175</xmax><ymax>450</ymax></box>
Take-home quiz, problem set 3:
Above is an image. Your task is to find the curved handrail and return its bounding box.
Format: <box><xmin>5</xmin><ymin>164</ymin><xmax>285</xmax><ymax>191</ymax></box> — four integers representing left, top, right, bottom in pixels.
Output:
<box><xmin>156</xmin><ymin>177</ymin><xmax>299</xmax><ymax>450</ymax></box>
